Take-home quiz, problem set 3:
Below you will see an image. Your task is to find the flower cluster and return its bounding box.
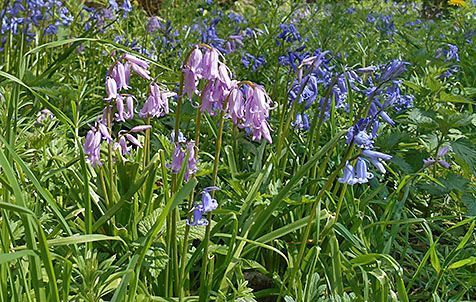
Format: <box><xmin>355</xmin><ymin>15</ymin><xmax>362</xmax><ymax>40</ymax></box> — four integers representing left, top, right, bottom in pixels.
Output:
<box><xmin>0</xmin><ymin>0</ymin><xmax>73</xmax><ymax>49</ymax></box>
<box><xmin>183</xmin><ymin>45</ymin><xmax>275</xmax><ymax>143</ymax></box>
<box><xmin>83</xmin><ymin>53</ymin><xmax>174</xmax><ymax>166</ymax></box>
<box><xmin>276</xmin><ymin>23</ymin><xmax>301</xmax><ymax>44</ymax></box>
<box><xmin>187</xmin><ymin>187</ymin><xmax>219</xmax><ymax>226</ymax></box>
<box><xmin>424</xmin><ymin>146</ymin><xmax>451</xmax><ymax>169</ymax></box>
<box><xmin>367</xmin><ymin>13</ymin><xmax>396</xmax><ymax>36</ymax></box>
<box><xmin>146</xmin><ymin>17</ymin><xmax>180</xmax><ymax>52</ymax></box>
<box><xmin>339</xmin><ymin>60</ymin><xmax>413</xmax><ymax>185</ymax></box>
<box><xmin>169</xmin><ymin>140</ymin><xmax>198</xmax><ymax>182</ymax></box>
<box><xmin>242</xmin><ymin>53</ymin><xmax>266</xmax><ymax>71</ymax></box>
<box><xmin>84</xmin><ymin>0</ymin><xmax>132</xmax><ymax>29</ymax></box>
<box><xmin>436</xmin><ymin>44</ymin><xmax>460</xmax><ymax>79</ymax></box>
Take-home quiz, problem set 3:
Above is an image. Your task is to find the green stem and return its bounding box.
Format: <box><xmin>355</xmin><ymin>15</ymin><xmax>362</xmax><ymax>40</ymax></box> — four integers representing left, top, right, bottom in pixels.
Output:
<box><xmin>179</xmin><ymin>109</ymin><xmax>202</xmax><ymax>301</ymax></box>
<box><xmin>199</xmin><ymin>109</ymin><xmax>226</xmax><ymax>301</ymax></box>
<box><xmin>290</xmin><ymin>145</ymin><xmax>354</xmax><ymax>287</ymax></box>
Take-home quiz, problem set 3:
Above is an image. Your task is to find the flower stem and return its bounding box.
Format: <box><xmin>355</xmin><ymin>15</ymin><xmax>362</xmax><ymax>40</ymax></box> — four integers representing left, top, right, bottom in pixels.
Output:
<box><xmin>179</xmin><ymin>109</ymin><xmax>202</xmax><ymax>301</ymax></box>
<box><xmin>199</xmin><ymin>109</ymin><xmax>226</xmax><ymax>301</ymax></box>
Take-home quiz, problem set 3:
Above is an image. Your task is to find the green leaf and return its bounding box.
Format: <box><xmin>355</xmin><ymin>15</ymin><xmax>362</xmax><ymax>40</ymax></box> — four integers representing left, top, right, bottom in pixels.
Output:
<box><xmin>47</xmin><ymin>234</ymin><xmax>125</xmax><ymax>247</ymax></box>
<box><xmin>0</xmin><ymin>250</ymin><xmax>37</xmax><ymax>265</ymax></box>
<box><xmin>448</xmin><ymin>257</ymin><xmax>476</xmax><ymax>269</ymax></box>
<box><xmin>452</xmin><ymin>139</ymin><xmax>476</xmax><ymax>175</ymax></box>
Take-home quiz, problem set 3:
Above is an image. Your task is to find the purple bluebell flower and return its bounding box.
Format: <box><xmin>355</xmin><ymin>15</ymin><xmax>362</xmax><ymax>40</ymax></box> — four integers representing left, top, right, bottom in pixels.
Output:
<box><xmin>338</xmin><ymin>162</ymin><xmax>357</xmax><ymax>185</ymax></box>
<box><xmin>198</xmin><ymin>189</ymin><xmax>218</xmax><ymax>213</ymax></box>
<box><xmin>170</xmin><ymin>143</ymin><xmax>186</xmax><ymax>174</ymax></box>
<box><xmin>187</xmin><ymin>46</ymin><xmax>204</xmax><ymax>72</ymax></box>
<box><xmin>105</xmin><ymin>77</ymin><xmax>118</xmax><ymax>100</ymax></box>
<box><xmin>111</xmin><ymin>62</ymin><xmax>130</xmax><ymax>91</ymax></box>
<box><xmin>183</xmin><ymin>67</ymin><xmax>198</xmax><ymax>98</ymax></box>
<box><xmin>292</xmin><ymin>113</ymin><xmax>310</xmax><ymax>131</ymax></box>
<box><xmin>36</xmin><ymin>109</ymin><xmax>54</xmax><ymax>124</ymax></box>
<box><xmin>355</xmin><ymin>158</ymin><xmax>374</xmax><ymax>183</ymax></box>
<box><xmin>362</xmin><ymin>149</ymin><xmax>393</xmax><ymax>161</ymax></box>
<box><xmin>186</xmin><ymin>207</ymin><xmax>208</xmax><ymax>226</ymax></box>
<box><xmin>147</xmin><ymin>16</ymin><xmax>161</xmax><ymax>32</ymax></box>
<box><xmin>436</xmin><ymin>44</ymin><xmax>460</xmax><ymax>62</ymax></box>
<box><xmin>98</xmin><ymin>122</ymin><xmax>113</xmax><ymax>144</ymax></box>
<box><xmin>225</xmin><ymin>35</ymin><xmax>244</xmax><ymax>53</ymax></box>
<box><xmin>171</xmin><ymin>130</ymin><xmax>187</xmax><ymax>143</ymax></box>
<box><xmin>130</xmin><ymin>125</ymin><xmax>152</xmax><ymax>132</ymax></box>
<box><xmin>424</xmin><ymin>146</ymin><xmax>451</xmax><ymax>169</ymax></box>
<box><xmin>276</xmin><ymin>23</ymin><xmax>301</xmax><ymax>44</ymax></box>
<box><xmin>228</xmin><ymin>12</ymin><xmax>244</xmax><ymax>23</ymax></box>
<box><xmin>378</xmin><ymin>60</ymin><xmax>410</xmax><ymax>83</ymax></box>
<box><xmin>125</xmin><ymin>133</ymin><xmax>142</xmax><ymax>148</ymax></box>
<box><xmin>170</xmin><ymin>140</ymin><xmax>198</xmax><ymax>181</ymax></box>
<box><xmin>84</xmin><ymin>129</ymin><xmax>102</xmax><ymax>167</ymax></box>
<box><xmin>242</xmin><ymin>84</ymin><xmax>274</xmax><ymax>143</ymax></box>
<box><xmin>242</xmin><ymin>53</ymin><xmax>266</xmax><ymax>71</ymax></box>
<box><xmin>140</xmin><ymin>83</ymin><xmax>175</xmax><ymax>118</ymax></box>
<box><xmin>201</xmin><ymin>48</ymin><xmax>220</xmax><ymax>80</ymax></box>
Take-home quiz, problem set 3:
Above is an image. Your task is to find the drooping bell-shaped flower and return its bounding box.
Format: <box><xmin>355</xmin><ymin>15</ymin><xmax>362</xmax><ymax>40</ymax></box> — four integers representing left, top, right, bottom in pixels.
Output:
<box><xmin>114</xmin><ymin>136</ymin><xmax>130</xmax><ymax>156</ymax></box>
<box><xmin>130</xmin><ymin>125</ymin><xmax>152</xmax><ymax>133</ymax></box>
<box><xmin>115</xmin><ymin>95</ymin><xmax>126</xmax><ymax>122</ymax></box>
<box><xmin>338</xmin><ymin>162</ymin><xmax>357</xmax><ymax>185</ymax></box>
<box><xmin>131</xmin><ymin>63</ymin><xmax>151</xmax><ymax>80</ymax></box>
<box><xmin>201</xmin><ymin>48</ymin><xmax>220</xmax><ymax>80</ymax></box>
<box><xmin>187</xmin><ymin>46</ymin><xmax>203</xmax><ymax>72</ymax></box>
<box><xmin>198</xmin><ymin>190</ymin><xmax>218</xmax><ymax>213</ymax></box>
<box><xmin>227</xmin><ymin>84</ymin><xmax>245</xmax><ymax>125</ymax></box>
<box><xmin>186</xmin><ymin>207</ymin><xmax>209</xmax><ymax>226</ymax></box>
<box><xmin>424</xmin><ymin>146</ymin><xmax>451</xmax><ymax>169</ymax></box>
<box><xmin>111</xmin><ymin>62</ymin><xmax>130</xmax><ymax>90</ymax></box>
<box><xmin>139</xmin><ymin>83</ymin><xmax>175</xmax><ymax>118</ymax></box>
<box><xmin>123</xmin><ymin>54</ymin><xmax>149</xmax><ymax>69</ymax></box>
<box><xmin>97</xmin><ymin>122</ymin><xmax>112</xmax><ymax>144</ymax></box>
<box><xmin>182</xmin><ymin>67</ymin><xmax>198</xmax><ymax>98</ymax></box>
<box><xmin>105</xmin><ymin>77</ymin><xmax>118</xmax><ymax>100</ymax></box>
<box><xmin>355</xmin><ymin>157</ymin><xmax>374</xmax><ymax>184</ymax></box>
<box><xmin>353</xmin><ymin>130</ymin><xmax>373</xmax><ymax>149</ymax></box>
<box><xmin>362</xmin><ymin>149</ymin><xmax>393</xmax><ymax>161</ymax></box>
<box><xmin>124</xmin><ymin>95</ymin><xmax>134</xmax><ymax>120</ymax></box>
<box><xmin>241</xmin><ymin>84</ymin><xmax>274</xmax><ymax>143</ymax></box>
<box><xmin>125</xmin><ymin>133</ymin><xmax>142</xmax><ymax>148</ymax></box>
<box><xmin>184</xmin><ymin>141</ymin><xmax>198</xmax><ymax>181</ymax></box>
<box><xmin>84</xmin><ymin>129</ymin><xmax>102</xmax><ymax>167</ymax></box>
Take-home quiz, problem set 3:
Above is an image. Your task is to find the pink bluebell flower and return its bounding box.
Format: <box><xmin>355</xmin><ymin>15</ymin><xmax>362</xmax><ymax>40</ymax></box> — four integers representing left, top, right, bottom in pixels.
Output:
<box><xmin>105</xmin><ymin>77</ymin><xmax>118</xmax><ymax>100</ymax></box>
<box><xmin>84</xmin><ymin>128</ymin><xmax>102</xmax><ymax>167</ymax></box>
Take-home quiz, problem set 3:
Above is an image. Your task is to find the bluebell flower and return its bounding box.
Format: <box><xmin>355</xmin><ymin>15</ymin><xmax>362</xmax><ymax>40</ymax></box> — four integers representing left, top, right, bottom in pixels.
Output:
<box><xmin>367</xmin><ymin>14</ymin><xmax>376</xmax><ymax>23</ymax></box>
<box><xmin>338</xmin><ymin>162</ymin><xmax>357</xmax><ymax>185</ymax></box>
<box><xmin>228</xmin><ymin>12</ymin><xmax>244</xmax><ymax>23</ymax></box>
<box><xmin>436</xmin><ymin>44</ymin><xmax>460</xmax><ymax>62</ymax></box>
<box><xmin>276</xmin><ymin>23</ymin><xmax>301</xmax><ymax>45</ymax></box>
<box><xmin>377</xmin><ymin>60</ymin><xmax>410</xmax><ymax>83</ymax></box>
<box><xmin>187</xmin><ymin>187</ymin><xmax>220</xmax><ymax>227</ymax></box>
<box><xmin>355</xmin><ymin>158</ymin><xmax>374</xmax><ymax>184</ymax></box>
<box><xmin>241</xmin><ymin>53</ymin><xmax>266</xmax><ymax>71</ymax></box>
<box><xmin>147</xmin><ymin>16</ymin><xmax>161</xmax><ymax>32</ymax></box>
<box><xmin>292</xmin><ymin>113</ymin><xmax>310</xmax><ymax>131</ymax></box>
<box><xmin>198</xmin><ymin>187</ymin><xmax>219</xmax><ymax>213</ymax></box>
<box><xmin>424</xmin><ymin>146</ymin><xmax>451</xmax><ymax>169</ymax></box>
<box><xmin>186</xmin><ymin>207</ymin><xmax>208</xmax><ymax>226</ymax></box>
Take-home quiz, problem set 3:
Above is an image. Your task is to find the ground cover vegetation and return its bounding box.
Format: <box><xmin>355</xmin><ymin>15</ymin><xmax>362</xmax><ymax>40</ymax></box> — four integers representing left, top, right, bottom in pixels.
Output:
<box><xmin>0</xmin><ymin>0</ymin><xmax>475</xmax><ymax>301</ymax></box>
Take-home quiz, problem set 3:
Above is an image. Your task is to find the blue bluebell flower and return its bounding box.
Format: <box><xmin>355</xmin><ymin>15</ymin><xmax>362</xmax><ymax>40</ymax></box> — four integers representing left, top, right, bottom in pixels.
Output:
<box><xmin>187</xmin><ymin>208</ymin><xmax>208</xmax><ymax>226</ymax></box>
<box><xmin>355</xmin><ymin>158</ymin><xmax>374</xmax><ymax>184</ymax></box>
<box><xmin>276</xmin><ymin>23</ymin><xmax>301</xmax><ymax>45</ymax></box>
<box><xmin>292</xmin><ymin>113</ymin><xmax>310</xmax><ymax>131</ymax></box>
<box><xmin>242</xmin><ymin>53</ymin><xmax>266</xmax><ymax>70</ymax></box>
<box><xmin>338</xmin><ymin>162</ymin><xmax>357</xmax><ymax>185</ymax></box>
<box><xmin>436</xmin><ymin>44</ymin><xmax>460</xmax><ymax>62</ymax></box>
